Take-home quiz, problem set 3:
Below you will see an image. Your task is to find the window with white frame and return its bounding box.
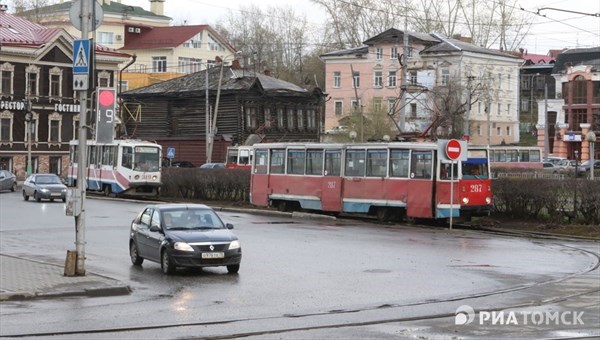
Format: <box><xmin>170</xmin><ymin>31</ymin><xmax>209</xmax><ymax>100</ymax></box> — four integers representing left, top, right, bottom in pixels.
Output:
<box><xmin>97</xmin><ymin>32</ymin><xmax>114</xmax><ymax>45</ymax></box>
<box><xmin>207</xmin><ymin>34</ymin><xmax>225</xmax><ymax>51</ymax></box>
<box><xmin>287</xmin><ymin>109</ymin><xmax>294</xmax><ymax>130</ymax></box>
<box><xmin>441</xmin><ymin>68</ymin><xmax>449</xmax><ymax>86</ymax></box>
<box><xmin>507</xmin><ymin>74</ymin><xmax>511</xmax><ymax>88</ymax></box>
<box><xmin>97</xmin><ymin>70</ymin><xmax>110</xmax><ymax>87</ymax></box>
<box><xmin>388</xmin><ymin>70</ymin><xmax>396</xmax><ymax>87</ymax></box>
<box><xmin>497</xmin><ymin>127</ymin><xmax>502</xmax><ymax>136</ymax></box>
<box><xmin>25</xmin><ymin>112</ymin><xmax>39</xmax><ymax>143</ymax></box>
<box><xmin>410</xmin><ymin>103</ymin><xmax>417</xmax><ymax>118</ymax></box>
<box><xmin>183</xmin><ymin>33</ymin><xmax>202</xmax><ymax>48</ymax></box>
<box><xmin>72</xmin><ymin>114</ymin><xmax>79</xmax><ymax>140</ymax></box>
<box><xmin>0</xmin><ymin>111</ymin><xmax>13</xmax><ymax>143</ymax></box>
<box><xmin>351</xmin><ymin>100</ymin><xmax>361</xmax><ymax>113</ymax></box>
<box><xmin>246</xmin><ymin>107</ymin><xmax>257</xmax><ymax>129</ymax></box>
<box><xmin>374</xmin><ymin>70</ymin><xmax>383</xmax><ymax>88</ymax></box>
<box><xmin>48</xmin><ymin>112</ymin><xmax>62</xmax><ymax>144</ymax></box>
<box><xmin>178</xmin><ymin>57</ymin><xmax>201</xmax><ymax>73</ymax></box>
<box><xmin>498</xmin><ymin>73</ymin><xmax>502</xmax><ymax>89</ymax></box>
<box><xmin>406</xmin><ymin>46</ymin><xmax>413</xmax><ymax>58</ymax></box>
<box><xmin>333</xmin><ymin>71</ymin><xmax>341</xmax><ymax>88</ymax></box>
<box><xmin>0</xmin><ymin>63</ymin><xmax>14</xmax><ymax>97</ymax></box>
<box><xmin>152</xmin><ymin>56</ymin><xmax>167</xmax><ymax>72</ymax></box>
<box><xmin>521</xmin><ymin>99</ymin><xmax>529</xmax><ymax>111</ymax></box>
<box><xmin>521</xmin><ymin>77</ymin><xmax>531</xmax><ymax>90</ymax></box>
<box><xmin>390</xmin><ymin>47</ymin><xmax>398</xmax><ymax>60</ymax></box>
<box><xmin>375</xmin><ymin>47</ymin><xmax>383</xmax><ymax>60</ymax></box>
<box><xmin>410</xmin><ymin>70</ymin><xmax>417</xmax><ymax>85</ymax></box>
<box><xmin>387</xmin><ymin>99</ymin><xmax>396</xmax><ymax>114</ymax></box>
<box><xmin>352</xmin><ymin>71</ymin><xmax>360</xmax><ymax>88</ymax></box>
<box><xmin>277</xmin><ymin>108</ymin><xmax>284</xmax><ymax>129</ymax></box>
<box><xmin>119</xmin><ymin>80</ymin><xmax>129</xmax><ymax>92</ymax></box>
<box><xmin>297</xmin><ymin>109</ymin><xmax>304</xmax><ymax>129</ymax></box>
<box><xmin>507</xmin><ymin>103</ymin><xmax>511</xmax><ymax>116</ymax></box>
<box><xmin>49</xmin><ymin>67</ymin><xmax>62</xmax><ymax>98</ymax></box>
<box><xmin>506</xmin><ymin>126</ymin><xmax>511</xmax><ymax>136</ymax></box>
<box><xmin>307</xmin><ymin>109</ymin><xmax>316</xmax><ymax>129</ymax></box>
<box><xmin>25</xmin><ymin>65</ymin><xmax>39</xmax><ymax>97</ymax></box>
<box><xmin>334</xmin><ymin>101</ymin><xmax>342</xmax><ymax>116</ymax></box>
<box><xmin>373</xmin><ymin>97</ymin><xmax>382</xmax><ymax>112</ymax></box>
<box><xmin>497</xmin><ymin>103</ymin><xmax>501</xmax><ymax>115</ymax></box>
<box><xmin>478</xmin><ymin>102</ymin><xmax>482</xmax><ymax>115</ymax></box>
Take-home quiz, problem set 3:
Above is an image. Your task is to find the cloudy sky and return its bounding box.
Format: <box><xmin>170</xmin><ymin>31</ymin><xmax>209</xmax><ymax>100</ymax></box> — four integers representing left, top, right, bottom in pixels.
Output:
<box><xmin>125</xmin><ymin>0</ymin><xmax>599</xmax><ymax>54</ymax></box>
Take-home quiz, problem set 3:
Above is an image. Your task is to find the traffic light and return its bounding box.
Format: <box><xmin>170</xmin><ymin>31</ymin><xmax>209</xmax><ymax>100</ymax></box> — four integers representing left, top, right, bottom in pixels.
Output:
<box><xmin>96</xmin><ymin>88</ymin><xmax>116</xmax><ymax>143</ymax></box>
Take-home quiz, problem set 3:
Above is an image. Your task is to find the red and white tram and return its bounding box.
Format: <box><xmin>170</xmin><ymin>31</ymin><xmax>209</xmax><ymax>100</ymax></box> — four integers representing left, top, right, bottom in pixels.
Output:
<box><xmin>225</xmin><ymin>145</ymin><xmax>253</xmax><ymax>169</ymax></box>
<box><xmin>67</xmin><ymin>139</ymin><xmax>162</xmax><ymax>197</ymax></box>
<box><xmin>250</xmin><ymin>142</ymin><xmax>492</xmax><ymax>221</ymax></box>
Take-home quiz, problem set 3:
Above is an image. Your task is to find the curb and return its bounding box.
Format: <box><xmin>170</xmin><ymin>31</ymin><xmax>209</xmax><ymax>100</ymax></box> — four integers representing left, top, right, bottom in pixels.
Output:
<box><xmin>0</xmin><ymin>286</ymin><xmax>131</xmax><ymax>301</ymax></box>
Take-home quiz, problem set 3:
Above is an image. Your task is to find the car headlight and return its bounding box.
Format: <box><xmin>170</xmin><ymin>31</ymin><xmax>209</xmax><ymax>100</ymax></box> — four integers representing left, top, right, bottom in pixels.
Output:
<box><xmin>174</xmin><ymin>242</ymin><xmax>194</xmax><ymax>252</ymax></box>
<box><xmin>228</xmin><ymin>240</ymin><xmax>240</xmax><ymax>250</ymax></box>
<box><xmin>40</xmin><ymin>188</ymin><xmax>49</xmax><ymax>193</ymax></box>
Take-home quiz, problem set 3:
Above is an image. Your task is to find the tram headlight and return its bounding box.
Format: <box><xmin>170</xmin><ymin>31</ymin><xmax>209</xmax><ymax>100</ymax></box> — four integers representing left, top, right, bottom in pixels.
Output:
<box><xmin>462</xmin><ymin>197</ymin><xmax>469</xmax><ymax>204</ymax></box>
<box><xmin>134</xmin><ymin>175</ymin><xmax>140</xmax><ymax>180</ymax></box>
<box><xmin>152</xmin><ymin>175</ymin><xmax>158</xmax><ymax>180</ymax></box>
<box><xmin>486</xmin><ymin>197</ymin><xmax>492</xmax><ymax>204</ymax></box>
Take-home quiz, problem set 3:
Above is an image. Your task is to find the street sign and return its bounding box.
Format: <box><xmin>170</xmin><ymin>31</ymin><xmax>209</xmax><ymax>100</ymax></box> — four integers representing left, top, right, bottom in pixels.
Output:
<box><xmin>167</xmin><ymin>148</ymin><xmax>175</xmax><ymax>159</ymax></box>
<box><xmin>96</xmin><ymin>88</ymin><xmax>116</xmax><ymax>143</ymax></box>
<box><xmin>446</xmin><ymin>139</ymin><xmax>462</xmax><ymax>160</ymax></box>
<box><xmin>73</xmin><ymin>39</ymin><xmax>90</xmax><ymax>74</ymax></box>
<box><xmin>69</xmin><ymin>0</ymin><xmax>104</xmax><ymax>32</ymax></box>
<box><xmin>73</xmin><ymin>74</ymin><xmax>88</xmax><ymax>91</ymax></box>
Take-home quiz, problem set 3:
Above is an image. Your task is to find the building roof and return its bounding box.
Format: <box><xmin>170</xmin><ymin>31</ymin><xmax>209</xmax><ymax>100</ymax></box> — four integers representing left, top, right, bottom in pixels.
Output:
<box><xmin>363</xmin><ymin>28</ymin><xmax>440</xmax><ymax>45</ymax></box>
<box><xmin>120</xmin><ymin>25</ymin><xmax>235</xmax><ymax>51</ymax></box>
<box><xmin>16</xmin><ymin>0</ymin><xmax>170</xmax><ymax>21</ymax></box>
<box><xmin>121</xmin><ymin>65</ymin><xmax>318</xmax><ymax>97</ymax></box>
<box><xmin>320</xmin><ymin>46</ymin><xmax>368</xmax><ymax>58</ymax></box>
<box><xmin>0</xmin><ymin>10</ymin><xmax>128</xmax><ymax>56</ymax></box>
<box><xmin>552</xmin><ymin>47</ymin><xmax>600</xmax><ymax>74</ymax></box>
<box><xmin>421</xmin><ymin>33</ymin><xmax>521</xmax><ymax>59</ymax></box>
<box><xmin>521</xmin><ymin>52</ymin><xmax>555</xmax><ymax>65</ymax></box>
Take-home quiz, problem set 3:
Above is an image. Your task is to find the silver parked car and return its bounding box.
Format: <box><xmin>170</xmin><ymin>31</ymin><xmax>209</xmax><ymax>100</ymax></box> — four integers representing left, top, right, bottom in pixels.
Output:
<box><xmin>22</xmin><ymin>173</ymin><xmax>67</xmax><ymax>202</ymax></box>
<box><xmin>0</xmin><ymin>170</ymin><xmax>17</xmax><ymax>192</ymax></box>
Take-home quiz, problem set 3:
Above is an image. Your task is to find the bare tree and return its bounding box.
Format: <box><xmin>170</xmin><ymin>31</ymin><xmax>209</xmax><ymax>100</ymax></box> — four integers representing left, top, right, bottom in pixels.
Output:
<box><xmin>6</xmin><ymin>0</ymin><xmax>57</xmax><ymax>22</ymax></box>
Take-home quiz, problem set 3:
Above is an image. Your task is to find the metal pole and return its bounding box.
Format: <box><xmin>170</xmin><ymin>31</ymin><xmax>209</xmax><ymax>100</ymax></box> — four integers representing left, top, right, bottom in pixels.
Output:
<box><xmin>207</xmin><ymin>60</ymin><xmax>225</xmax><ymax>164</ymax></box>
<box><xmin>75</xmin><ymin>0</ymin><xmax>91</xmax><ymax>276</ymax></box>
<box><xmin>205</xmin><ymin>64</ymin><xmax>210</xmax><ymax>163</ymax></box>
<box><xmin>591</xmin><ymin>142</ymin><xmax>595</xmax><ymax>180</ymax></box>
<box><xmin>26</xmin><ymin>101</ymin><xmax>32</xmax><ymax>176</ymax></box>
<box><xmin>449</xmin><ymin>160</ymin><xmax>454</xmax><ymax>230</ymax></box>
<box><xmin>399</xmin><ymin>20</ymin><xmax>408</xmax><ymax>132</ymax></box>
<box><xmin>543</xmin><ymin>80</ymin><xmax>549</xmax><ymax>159</ymax></box>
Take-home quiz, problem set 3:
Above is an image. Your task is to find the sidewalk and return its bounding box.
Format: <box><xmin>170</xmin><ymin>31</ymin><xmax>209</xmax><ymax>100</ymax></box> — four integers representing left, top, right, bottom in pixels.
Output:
<box><xmin>0</xmin><ymin>254</ymin><xmax>130</xmax><ymax>301</ymax></box>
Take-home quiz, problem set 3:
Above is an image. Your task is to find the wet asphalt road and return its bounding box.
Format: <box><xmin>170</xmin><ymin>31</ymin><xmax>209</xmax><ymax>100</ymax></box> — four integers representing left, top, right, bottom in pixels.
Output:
<box><xmin>0</xmin><ymin>191</ymin><xmax>598</xmax><ymax>339</ymax></box>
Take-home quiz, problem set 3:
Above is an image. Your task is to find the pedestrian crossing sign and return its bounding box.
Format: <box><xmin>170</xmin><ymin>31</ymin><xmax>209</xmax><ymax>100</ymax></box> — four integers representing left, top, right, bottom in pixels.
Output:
<box><xmin>73</xmin><ymin>39</ymin><xmax>90</xmax><ymax>74</ymax></box>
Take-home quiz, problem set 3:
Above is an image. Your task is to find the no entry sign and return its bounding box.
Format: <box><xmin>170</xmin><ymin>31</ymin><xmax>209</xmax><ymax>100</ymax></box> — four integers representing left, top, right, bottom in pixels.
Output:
<box><xmin>445</xmin><ymin>139</ymin><xmax>462</xmax><ymax>160</ymax></box>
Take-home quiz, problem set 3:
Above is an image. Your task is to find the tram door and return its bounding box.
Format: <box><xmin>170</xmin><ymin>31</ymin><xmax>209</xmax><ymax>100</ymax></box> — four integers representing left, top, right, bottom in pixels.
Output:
<box><xmin>406</xmin><ymin>150</ymin><xmax>434</xmax><ymax>218</ymax></box>
<box><xmin>321</xmin><ymin>150</ymin><xmax>343</xmax><ymax>211</ymax></box>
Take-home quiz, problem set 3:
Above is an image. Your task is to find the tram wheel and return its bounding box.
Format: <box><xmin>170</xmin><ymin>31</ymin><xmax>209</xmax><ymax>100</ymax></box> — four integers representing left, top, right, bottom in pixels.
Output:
<box><xmin>276</xmin><ymin>201</ymin><xmax>287</xmax><ymax>212</ymax></box>
<box><xmin>376</xmin><ymin>207</ymin><xmax>391</xmax><ymax>222</ymax></box>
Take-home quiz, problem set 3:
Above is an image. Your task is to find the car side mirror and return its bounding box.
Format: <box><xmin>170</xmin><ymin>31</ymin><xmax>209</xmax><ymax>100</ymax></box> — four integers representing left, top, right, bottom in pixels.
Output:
<box><xmin>226</xmin><ymin>223</ymin><xmax>234</xmax><ymax>230</ymax></box>
<box><xmin>149</xmin><ymin>224</ymin><xmax>162</xmax><ymax>233</ymax></box>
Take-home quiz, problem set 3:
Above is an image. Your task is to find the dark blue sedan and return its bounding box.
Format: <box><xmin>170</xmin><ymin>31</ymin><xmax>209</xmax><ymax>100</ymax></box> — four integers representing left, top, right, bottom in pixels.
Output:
<box><xmin>129</xmin><ymin>204</ymin><xmax>241</xmax><ymax>275</ymax></box>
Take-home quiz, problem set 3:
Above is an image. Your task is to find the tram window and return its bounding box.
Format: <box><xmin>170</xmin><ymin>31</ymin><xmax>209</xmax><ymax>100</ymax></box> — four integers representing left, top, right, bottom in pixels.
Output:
<box><xmin>287</xmin><ymin>149</ymin><xmax>305</xmax><ymax>174</ymax></box>
<box><xmin>122</xmin><ymin>146</ymin><xmax>133</xmax><ymax>169</ymax></box>
<box><xmin>102</xmin><ymin>146</ymin><xmax>115</xmax><ymax>166</ymax></box>
<box><xmin>270</xmin><ymin>149</ymin><xmax>285</xmax><ymax>174</ymax></box>
<box><xmin>410</xmin><ymin>151</ymin><xmax>432</xmax><ymax>179</ymax></box>
<box><xmin>390</xmin><ymin>149</ymin><xmax>409</xmax><ymax>178</ymax></box>
<box><xmin>239</xmin><ymin>149</ymin><xmax>251</xmax><ymax>165</ymax></box>
<box><xmin>366</xmin><ymin>149</ymin><xmax>387</xmax><ymax>177</ymax></box>
<box><xmin>89</xmin><ymin>146</ymin><xmax>97</xmax><ymax>166</ymax></box>
<box><xmin>254</xmin><ymin>149</ymin><xmax>268</xmax><ymax>174</ymax></box>
<box><xmin>345</xmin><ymin>149</ymin><xmax>366</xmax><ymax>177</ymax></box>
<box><xmin>324</xmin><ymin>150</ymin><xmax>341</xmax><ymax>176</ymax></box>
<box><xmin>227</xmin><ymin>149</ymin><xmax>238</xmax><ymax>165</ymax></box>
<box><xmin>506</xmin><ymin>150</ymin><xmax>518</xmax><ymax>162</ymax></box>
<box><xmin>440</xmin><ymin>162</ymin><xmax>458</xmax><ymax>180</ymax></box>
<box><xmin>495</xmin><ymin>150</ymin><xmax>506</xmax><ymax>162</ymax></box>
<box><xmin>529</xmin><ymin>149</ymin><xmax>541</xmax><ymax>162</ymax></box>
<box><xmin>306</xmin><ymin>149</ymin><xmax>323</xmax><ymax>175</ymax></box>
<box><xmin>70</xmin><ymin>145</ymin><xmax>78</xmax><ymax>163</ymax></box>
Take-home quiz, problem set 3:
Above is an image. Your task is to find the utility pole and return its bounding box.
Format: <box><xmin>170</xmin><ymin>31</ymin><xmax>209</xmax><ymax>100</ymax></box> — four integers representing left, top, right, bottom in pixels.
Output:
<box><xmin>464</xmin><ymin>76</ymin><xmax>475</xmax><ymax>139</ymax></box>
<box><xmin>543</xmin><ymin>78</ymin><xmax>549</xmax><ymax>159</ymax></box>
<box><xmin>399</xmin><ymin>19</ymin><xmax>409</xmax><ymax>132</ymax></box>
<box><xmin>205</xmin><ymin>63</ymin><xmax>210</xmax><ymax>163</ymax></box>
<box><xmin>75</xmin><ymin>0</ymin><xmax>91</xmax><ymax>276</ymax></box>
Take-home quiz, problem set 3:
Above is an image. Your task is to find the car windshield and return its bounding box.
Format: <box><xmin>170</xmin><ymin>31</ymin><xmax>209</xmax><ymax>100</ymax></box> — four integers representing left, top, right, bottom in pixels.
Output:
<box><xmin>36</xmin><ymin>175</ymin><xmax>62</xmax><ymax>184</ymax></box>
<box><xmin>161</xmin><ymin>208</ymin><xmax>224</xmax><ymax>230</ymax></box>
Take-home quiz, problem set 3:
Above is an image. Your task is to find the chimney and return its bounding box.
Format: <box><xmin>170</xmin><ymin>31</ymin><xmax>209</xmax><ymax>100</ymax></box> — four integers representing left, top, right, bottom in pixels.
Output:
<box><xmin>231</xmin><ymin>59</ymin><xmax>241</xmax><ymax>70</ymax></box>
<box><xmin>150</xmin><ymin>0</ymin><xmax>165</xmax><ymax>16</ymax></box>
<box><xmin>263</xmin><ymin>69</ymin><xmax>272</xmax><ymax>77</ymax></box>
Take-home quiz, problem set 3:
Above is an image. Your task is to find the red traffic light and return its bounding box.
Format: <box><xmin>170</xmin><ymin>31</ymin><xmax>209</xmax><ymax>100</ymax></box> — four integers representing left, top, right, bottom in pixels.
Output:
<box><xmin>98</xmin><ymin>89</ymin><xmax>115</xmax><ymax>107</ymax></box>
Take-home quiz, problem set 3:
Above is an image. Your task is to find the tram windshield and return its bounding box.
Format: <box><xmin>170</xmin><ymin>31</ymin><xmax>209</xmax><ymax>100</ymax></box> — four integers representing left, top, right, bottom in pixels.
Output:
<box><xmin>133</xmin><ymin>146</ymin><xmax>161</xmax><ymax>171</ymax></box>
<box><xmin>462</xmin><ymin>150</ymin><xmax>489</xmax><ymax>179</ymax></box>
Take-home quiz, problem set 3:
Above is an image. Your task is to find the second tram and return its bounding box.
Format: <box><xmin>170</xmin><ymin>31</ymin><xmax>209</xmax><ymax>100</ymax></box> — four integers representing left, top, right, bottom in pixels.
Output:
<box><xmin>67</xmin><ymin>139</ymin><xmax>162</xmax><ymax>197</ymax></box>
<box><xmin>250</xmin><ymin>142</ymin><xmax>492</xmax><ymax>221</ymax></box>
<box><xmin>225</xmin><ymin>145</ymin><xmax>253</xmax><ymax>169</ymax></box>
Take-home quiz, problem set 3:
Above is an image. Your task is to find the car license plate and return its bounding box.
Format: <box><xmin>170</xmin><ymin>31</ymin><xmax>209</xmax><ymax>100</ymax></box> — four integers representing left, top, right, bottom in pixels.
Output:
<box><xmin>202</xmin><ymin>252</ymin><xmax>224</xmax><ymax>259</ymax></box>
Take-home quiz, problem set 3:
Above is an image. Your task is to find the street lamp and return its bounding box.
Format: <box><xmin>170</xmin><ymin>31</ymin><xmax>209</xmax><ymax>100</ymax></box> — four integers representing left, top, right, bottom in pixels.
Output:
<box><xmin>349</xmin><ymin>130</ymin><xmax>357</xmax><ymax>143</ymax></box>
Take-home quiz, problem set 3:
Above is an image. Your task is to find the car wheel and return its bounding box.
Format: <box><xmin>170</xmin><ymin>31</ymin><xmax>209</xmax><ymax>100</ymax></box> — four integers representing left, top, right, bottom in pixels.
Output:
<box><xmin>11</xmin><ymin>182</ymin><xmax>16</xmax><ymax>192</ymax></box>
<box><xmin>161</xmin><ymin>250</ymin><xmax>175</xmax><ymax>275</ymax></box>
<box><xmin>50</xmin><ymin>198</ymin><xmax>54</xmax><ymax>202</ymax></box>
<box><xmin>227</xmin><ymin>264</ymin><xmax>240</xmax><ymax>274</ymax></box>
<box><xmin>34</xmin><ymin>191</ymin><xmax>41</xmax><ymax>202</ymax></box>
<box><xmin>22</xmin><ymin>190</ymin><xmax>29</xmax><ymax>201</ymax></box>
<box><xmin>129</xmin><ymin>242</ymin><xmax>144</xmax><ymax>265</ymax></box>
